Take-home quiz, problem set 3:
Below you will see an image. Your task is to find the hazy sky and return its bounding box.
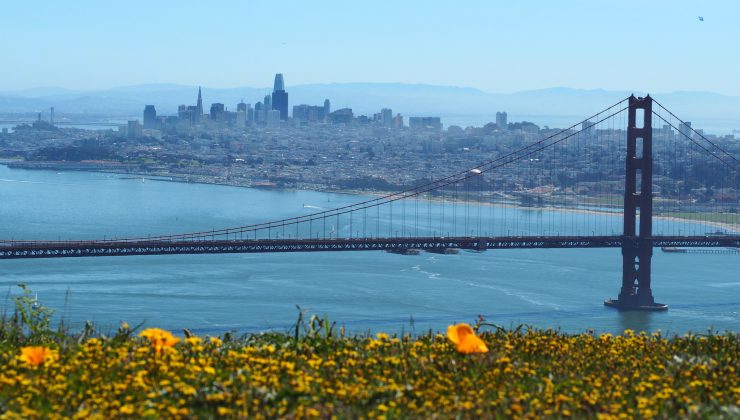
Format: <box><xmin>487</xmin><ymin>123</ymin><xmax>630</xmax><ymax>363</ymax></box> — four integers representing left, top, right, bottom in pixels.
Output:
<box><xmin>1</xmin><ymin>0</ymin><xmax>738</xmax><ymax>95</ymax></box>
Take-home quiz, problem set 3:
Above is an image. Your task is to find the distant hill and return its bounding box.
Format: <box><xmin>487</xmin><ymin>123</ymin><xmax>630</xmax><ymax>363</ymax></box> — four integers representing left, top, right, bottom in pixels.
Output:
<box><xmin>1</xmin><ymin>84</ymin><xmax>738</xmax><ymax>132</ymax></box>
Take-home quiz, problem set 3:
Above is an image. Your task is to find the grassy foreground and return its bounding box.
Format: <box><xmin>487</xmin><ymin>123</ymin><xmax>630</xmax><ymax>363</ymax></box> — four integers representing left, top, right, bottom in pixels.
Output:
<box><xmin>1</xmin><ymin>288</ymin><xmax>739</xmax><ymax>418</ymax></box>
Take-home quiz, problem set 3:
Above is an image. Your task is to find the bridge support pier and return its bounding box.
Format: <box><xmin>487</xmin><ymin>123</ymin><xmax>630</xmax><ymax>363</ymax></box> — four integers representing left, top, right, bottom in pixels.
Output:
<box><xmin>605</xmin><ymin>95</ymin><xmax>667</xmax><ymax>311</ymax></box>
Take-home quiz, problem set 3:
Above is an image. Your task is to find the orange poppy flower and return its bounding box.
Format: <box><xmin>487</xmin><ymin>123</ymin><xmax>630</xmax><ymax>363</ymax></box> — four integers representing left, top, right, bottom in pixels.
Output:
<box><xmin>140</xmin><ymin>328</ymin><xmax>180</xmax><ymax>351</ymax></box>
<box><xmin>20</xmin><ymin>346</ymin><xmax>55</xmax><ymax>366</ymax></box>
<box><xmin>446</xmin><ymin>323</ymin><xmax>489</xmax><ymax>354</ymax></box>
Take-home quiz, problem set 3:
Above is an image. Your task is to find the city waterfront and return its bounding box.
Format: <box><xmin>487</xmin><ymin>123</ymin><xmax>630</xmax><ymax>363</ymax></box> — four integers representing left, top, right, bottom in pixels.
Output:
<box><xmin>1</xmin><ymin>164</ymin><xmax>738</xmax><ymax>335</ymax></box>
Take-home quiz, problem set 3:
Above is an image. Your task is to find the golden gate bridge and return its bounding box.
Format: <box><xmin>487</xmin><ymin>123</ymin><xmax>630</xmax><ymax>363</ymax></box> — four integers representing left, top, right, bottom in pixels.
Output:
<box><xmin>2</xmin><ymin>96</ymin><xmax>739</xmax><ymax>311</ymax></box>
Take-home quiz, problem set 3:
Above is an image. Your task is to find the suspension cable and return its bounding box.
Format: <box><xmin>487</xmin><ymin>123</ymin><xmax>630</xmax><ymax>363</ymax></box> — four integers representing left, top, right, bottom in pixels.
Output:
<box><xmin>652</xmin><ymin>98</ymin><xmax>740</xmax><ymax>168</ymax></box>
<box><xmin>652</xmin><ymin>112</ymin><xmax>740</xmax><ymax>173</ymax></box>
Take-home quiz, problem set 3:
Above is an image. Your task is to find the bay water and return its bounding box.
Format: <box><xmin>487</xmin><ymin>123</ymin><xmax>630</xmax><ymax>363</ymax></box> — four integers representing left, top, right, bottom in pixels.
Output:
<box><xmin>0</xmin><ymin>165</ymin><xmax>738</xmax><ymax>335</ymax></box>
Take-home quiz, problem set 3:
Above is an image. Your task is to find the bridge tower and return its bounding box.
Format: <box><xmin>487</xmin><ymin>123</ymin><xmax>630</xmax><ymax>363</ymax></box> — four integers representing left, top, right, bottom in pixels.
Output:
<box><xmin>605</xmin><ymin>95</ymin><xmax>667</xmax><ymax>311</ymax></box>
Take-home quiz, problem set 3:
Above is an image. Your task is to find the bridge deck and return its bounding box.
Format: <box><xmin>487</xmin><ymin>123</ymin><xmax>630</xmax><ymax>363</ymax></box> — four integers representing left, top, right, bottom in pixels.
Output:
<box><xmin>1</xmin><ymin>236</ymin><xmax>737</xmax><ymax>259</ymax></box>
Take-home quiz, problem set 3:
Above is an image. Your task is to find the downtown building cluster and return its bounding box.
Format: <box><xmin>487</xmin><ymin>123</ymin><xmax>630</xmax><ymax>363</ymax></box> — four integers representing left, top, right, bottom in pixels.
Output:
<box><xmin>140</xmin><ymin>74</ymin><xmax>290</xmax><ymax>134</ymax></box>
<box><xmin>3</xmin><ymin>93</ymin><xmax>736</xmax><ymax>212</ymax></box>
<box><xmin>133</xmin><ymin>74</ymin><xmax>441</xmax><ymax>137</ymax></box>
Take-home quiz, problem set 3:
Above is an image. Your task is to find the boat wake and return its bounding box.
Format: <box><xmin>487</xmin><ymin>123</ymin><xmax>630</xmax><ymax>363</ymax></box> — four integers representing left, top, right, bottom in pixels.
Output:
<box><xmin>302</xmin><ymin>204</ymin><xmax>325</xmax><ymax>210</ymax></box>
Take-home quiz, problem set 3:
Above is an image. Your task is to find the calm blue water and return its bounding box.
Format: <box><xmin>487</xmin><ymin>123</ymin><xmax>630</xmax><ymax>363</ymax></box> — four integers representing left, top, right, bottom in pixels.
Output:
<box><xmin>0</xmin><ymin>165</ymin><xmax>738</xmax><ymax>335</ymax></box>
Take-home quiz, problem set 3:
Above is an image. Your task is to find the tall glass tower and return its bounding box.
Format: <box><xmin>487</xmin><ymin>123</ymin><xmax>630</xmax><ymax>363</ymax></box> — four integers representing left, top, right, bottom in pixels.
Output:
<box><xmin>271</xmin><ymin>73</ymin><xmax>289</xmax><ymax>120</ymax></box>
<box><xmin>143</xmin><ymin>105</ymin><xmax>157</xmax><ymax>129</ymax></box>
<box><xmin>273</xmin><ymin>74</ymin><xmax>285</xmax><ymax>92</ymax></box>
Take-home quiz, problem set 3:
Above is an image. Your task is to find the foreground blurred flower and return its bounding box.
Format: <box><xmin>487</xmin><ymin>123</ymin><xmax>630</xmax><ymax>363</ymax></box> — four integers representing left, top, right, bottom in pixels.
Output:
<box><xmin>140</xmin><ymin>328</ymin><xmax>180</xmax><ymax>352</ymax></box>
<box><xmin>20</xmin><ymin>346</ymin><xmax>56</xmax><ymax>366</ymax></box>
<box><xmin>185</xmin><ymin>336</ymin><xmax>203</xmax><ymax>346</ymax></box>
<box><xmin>446</xmin><ymin>323</ymin><xmax>489</xmax><ymax>354</ymax></box>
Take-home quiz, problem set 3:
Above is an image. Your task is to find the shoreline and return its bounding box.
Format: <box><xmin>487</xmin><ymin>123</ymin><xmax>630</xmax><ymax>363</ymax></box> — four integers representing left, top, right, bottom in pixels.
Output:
<box><xmin>2</xmin><ymin>162</ymin><xmax>738</xmax><ymax>233</ymax></box>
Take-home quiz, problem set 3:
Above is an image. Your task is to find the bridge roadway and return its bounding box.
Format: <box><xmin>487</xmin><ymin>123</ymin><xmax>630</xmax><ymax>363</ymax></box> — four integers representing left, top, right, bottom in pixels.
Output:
<box><xmin>1</xmin><ymin>236</ymin><xmax>738</xmax><ymax>259</ymax></box>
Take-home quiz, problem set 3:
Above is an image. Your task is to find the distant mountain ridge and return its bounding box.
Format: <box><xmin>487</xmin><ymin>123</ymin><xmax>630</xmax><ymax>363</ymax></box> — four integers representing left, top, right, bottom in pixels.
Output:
<box><xmin>1</xmin><ymin>83</ymin><xmax>738</xmax><ymax>132</ymax></box>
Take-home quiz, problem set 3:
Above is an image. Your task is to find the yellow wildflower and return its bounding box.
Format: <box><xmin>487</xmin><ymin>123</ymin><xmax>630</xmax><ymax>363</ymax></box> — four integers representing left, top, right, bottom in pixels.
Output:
<box><xmin>185</xmin><ymin>337</ymin><xmax>203</xmax><ymax>346</ymax></box>
<box><xmin>119</xmin><ymin>404</ymin><xmax>135</xmax><ymax>414</ymax></box>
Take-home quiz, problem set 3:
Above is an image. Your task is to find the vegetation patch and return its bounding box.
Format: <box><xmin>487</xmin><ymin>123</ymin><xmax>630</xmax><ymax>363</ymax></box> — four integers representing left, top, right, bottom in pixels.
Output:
<box><xmin>1</xmin><ymin>286</ymin><xmax>738</xmax><ymax>418</ymax></box>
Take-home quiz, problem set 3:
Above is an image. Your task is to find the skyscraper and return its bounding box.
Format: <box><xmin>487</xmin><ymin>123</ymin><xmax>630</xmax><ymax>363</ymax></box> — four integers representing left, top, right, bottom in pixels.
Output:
<box><xmin>274</xmin><ymin>73</ymin><xmax>285</xmax><ymax>91</ymax></box>
<box><xmin>210</xmin><ymin>103</ymin><xmax>225</xmax><ymax>121</ymax></box>
<box><xmin>254</xmin><ymin>101</ymin><xmax>264</xmax><ymax>124</ymax></box>
<box><xmin>143</xmin><ymin>105</ymin><xmax>157</xmax><ymax>129</ymax></box>
<box><xmin>236</xmin><ymin>101</ymin><xmax>249</xmax><ymax>127</ymax></box>
<box><xmin>127</xmin><ymin>120</ymin><xmax>143</xmax><ymax>138</ymax></box>
<box><xmin>582</xmin><ymin>120</ymin><xmax>595</xmax><ymax>136</ymax></box>
<box><xmin>324</xmin><ymin>99</ymin><xmax>331</xmax><ymax>117</ymax></box>
<box><xmin>177</xmin><ymin>105</ymin><xmax>188</xmax><ymax>119</ymax></box>
<box><xmin>266</xmin><ymin>109</ymin><xmax>282</xmax><ymax>126</ymax></box>
<box><xmin>271</xmin><ymin>73</ymin><xmax>289</xmax><ymax>120</ymax></box>
<box><xmin>496</xmin><ymin>112</ymin><xmax>508</xmax><ymax>130</ymax></box>
<box><xmin>679</xmin><ymin>121</ymin><xmax>692</xmax><ymax>140</ymax></box>
<box><xmin>196</xmin><ymin>87</ymin><xmax>204</xmax><ymax>118</ymax></box>
<box><xmin>409</xmin><ymin>117</ymin><xmax>442</xmax><ymax>131</ymax></box>
<box><xmin>328</xmin><ymin>108</ymin><xmax>353</xmax><ymax>124</ymax></box>
<box><xmin>292</xmin><ymin>104</ymin><xmax>326</xmax><ymax>124</ymax></box>
<box><xmin>381</xmin><ymin>108</ymin><xmax>393</xmax><ymax>127</ymax></box>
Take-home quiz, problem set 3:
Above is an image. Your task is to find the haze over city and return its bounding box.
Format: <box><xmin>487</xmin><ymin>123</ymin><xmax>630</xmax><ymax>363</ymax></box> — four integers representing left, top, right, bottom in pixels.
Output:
<box><xmin>1</xmin><ymin>0</ymin><xmax>739</xmax><ymax>96</ymax></box>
